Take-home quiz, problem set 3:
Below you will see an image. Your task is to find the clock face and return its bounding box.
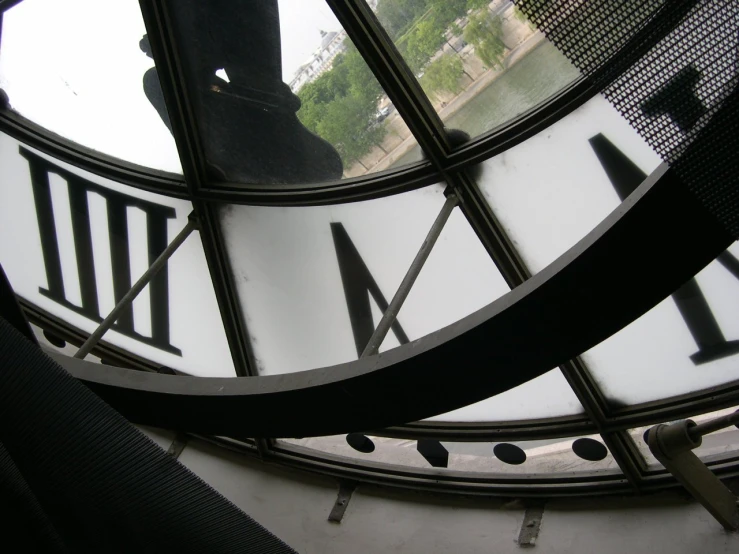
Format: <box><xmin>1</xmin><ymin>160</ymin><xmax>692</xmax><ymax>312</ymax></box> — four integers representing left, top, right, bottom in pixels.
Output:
<box><xmin>1</xmin><ymin>0</ymin><xmax>737</xmax><ymax>430</ymax></box>
<box><xmin>0</xmin><ymin>133</ymin><xmax>235</xmax><ymax>377</ymax></box>
<box><xmin>3</xmin><ymin>88</ymin><xmax>738</xmax><ymax>422</ymax></box>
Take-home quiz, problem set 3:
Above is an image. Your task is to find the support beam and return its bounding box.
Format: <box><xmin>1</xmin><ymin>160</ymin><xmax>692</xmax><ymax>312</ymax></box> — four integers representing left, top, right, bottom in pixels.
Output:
<box><xmin>74</xmin><ymin>215</ymin><xmax>196</xmax><ymax>359</ymax></box>
<box><xmin>362</xmin><ymin>193</ymin><xmax>458</xmax><ymax>357</ymax></box>
<box><xmin>648</xmin><ymin>420</ymin><xmax>739</xmax><ymax>531</ymax></box>
<box><xmin>328</xmin><ymin>481</ymin><xmax>356</xmax><ymax>523</ymax></box>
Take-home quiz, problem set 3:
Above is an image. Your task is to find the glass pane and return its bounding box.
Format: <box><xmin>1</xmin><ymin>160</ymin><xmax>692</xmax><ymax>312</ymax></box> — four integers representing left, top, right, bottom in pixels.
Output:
<box><xmin>279</xmin><ymin>432</ymin><xmax>619</xmax><ymax>474</ymax></box>
<box><xmin>0</xmin><ymin>131</ymin><xmax>235</xmax><ymax>377</ymax></box>
<box><xmin>582</xmin><ymin>243</ymin><xmax>739</xmax><ymax>406</ymax></box>
<box><xmin>428</xmin><ymin>368</ymin><xmax>584</xmax><ymax>422</ymax></box>
<box><xmin>380</xmin><ymin>0</ymin><xmax>580</xmax><ymax>143</ymax></box>
<box><xmin>219</xmin><ymin>184</ymin><xmax>508</xmax><ymax>375</ymax></box>
<box><xmin>478</xmin><ymin>94</ymin><xmax>662</xmax><ymax>275</ymax></box>
<box><xmin>0</xmin><ymin>0</ymin><xmax>182</xmax><ymax>173</ymax></box>
<box><xmin>629</xmin><ymin>407</ymin><xmax>739</xmax><ymax>470</ymax></box>
<box><xmin>165</xmin><ymin>0</ymin><xmax>422</xmax><ymax>186</ymax></box>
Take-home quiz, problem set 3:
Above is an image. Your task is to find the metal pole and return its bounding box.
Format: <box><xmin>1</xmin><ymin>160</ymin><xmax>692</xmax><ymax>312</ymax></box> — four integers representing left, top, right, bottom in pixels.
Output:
<box><xmin>648</xmin><ymin>420</ymin><xmax>739</xmax><ymax>531</ymax></box>
<box><xmin>75</xmin><ymin>217</ymin><xmax>197</xmax><ymax>359</ymax></box>
<box><xmin>361</xmin><ymin>193</ymin><xmax>458</xmax><ymax>358</ymax></box>
<box><xmin>689</xmin><ymin>410</ymin><xmax>739</xmax><ymax>440</ymax></box>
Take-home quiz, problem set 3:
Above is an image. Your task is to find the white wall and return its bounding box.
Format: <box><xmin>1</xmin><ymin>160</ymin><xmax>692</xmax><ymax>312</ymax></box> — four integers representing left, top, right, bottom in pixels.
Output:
<box><xmin>138</xmin><ymin>427</ymin><xmax>739</xmax><ymax>554</ymax></box>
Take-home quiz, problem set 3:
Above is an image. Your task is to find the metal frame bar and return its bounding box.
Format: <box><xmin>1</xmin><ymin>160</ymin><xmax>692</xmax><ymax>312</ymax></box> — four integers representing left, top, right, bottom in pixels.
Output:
<box><xmin>75</xmin><ymin>215</ymin><xmax>196</xmax><ymax>359</ymax></box>
<box><xmin>53</xmin><ymin>163</ymin><xmax>733</xmax><ymax>438</ymax></box>
<box><xmin>3</xmin><ymin>0</ymin><xmax>736</xmax><ymax>499</ymax></box>
<box><xmin>237</xmin><ymin>434</ymin><xmax>739</xmax><ymax>498</ymax></box>
<box><xmin>0</xmin><ymin>0</ymin><xmax>23</xmax><ymax>14</ymax></box>
<box><xmin>320</xmin><ymin>0</ymin><xmax>628</xmax><ymax>436</ymax></box>
<box><xmin>362</xmin><ymin>193</ymin><xmax>458</xmax><ymax>357</ymax></box>
<box><xmin>320</xmin><ymin>2</ymin><xmax>646</xmax><ymax>488</ymax></box>
<box><xmin>138</xmin><ymin>0</ymin><xmax>261</xmax><ymax>378</ymax></box>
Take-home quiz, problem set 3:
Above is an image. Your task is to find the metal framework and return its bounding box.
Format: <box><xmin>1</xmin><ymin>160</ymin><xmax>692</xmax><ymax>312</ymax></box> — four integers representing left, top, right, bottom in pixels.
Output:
<box><xmin>1</xmin><ymin>0</ymin><xmax>738</xmax><ymax>497</ymax></box>
<box><xmin>647</xmin><ymin>413</ymin><xmax>739</xmax><ymax>530</ymax></box>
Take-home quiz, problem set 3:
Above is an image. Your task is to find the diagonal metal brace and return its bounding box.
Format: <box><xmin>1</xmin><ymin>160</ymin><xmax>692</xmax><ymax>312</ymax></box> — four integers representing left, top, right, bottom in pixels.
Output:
<box><xmin>648</xmin><ymin>420</ymin><xmax>739</xmax><ymax>531</ymax></box>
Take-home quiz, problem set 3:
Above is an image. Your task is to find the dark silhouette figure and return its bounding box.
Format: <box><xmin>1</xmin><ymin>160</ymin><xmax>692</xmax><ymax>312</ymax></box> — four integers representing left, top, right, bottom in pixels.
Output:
<box><xmin>140</xmin><ymin>35</ymin><xmax>172</xmax><ymax>134</ymax></box>
<box><xmin>141</xmin><ymin>0</ymin><xmax>343</xmax><ymax>184</ymax></box>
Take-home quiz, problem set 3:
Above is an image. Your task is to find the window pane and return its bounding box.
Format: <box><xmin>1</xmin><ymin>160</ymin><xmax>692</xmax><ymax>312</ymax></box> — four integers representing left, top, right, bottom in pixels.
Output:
<box><xmin>219</xmin><ymin>185</ymin><xmax>508</xmax><ymax>375</ymax></box>
<box><xmin>0</xmin><ymin>0</ymin><xmax>182</xmax><ymax>173</ymax></box>
<box><xmin>428</xmin><ymin>368</ymin><xmax>584</xmax><ymax>422</ymax></box>
<box><xmin>279</xmin><ymin>433</ymin><xmax>619</xmax><ymax>474</ymax></box>
<box><xmin>477</xmin><ymin>94</ymin><xmax>662</xmax><ymax>275</ymax></box>
<box><xmin>164</xmin><ymin>0</ymin><xmax>423</xmax><ymax>186</ymax></box>
<box><xmin>0</xmin><ymin>131</ymin><xmax>234</xmax><ymax>377</ymax></box>
<box><xmin>379</xmin><ymin>0</ymin><xmax>580</xmax><ymax>145</ymax></box>
<box><xmin>582</xmin><ymin>243</ymin><xmax>739</xmax><ymax>406</ymax></box>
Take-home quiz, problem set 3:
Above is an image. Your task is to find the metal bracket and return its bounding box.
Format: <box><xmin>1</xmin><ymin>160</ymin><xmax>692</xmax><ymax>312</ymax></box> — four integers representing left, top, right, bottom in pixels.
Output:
<box><xmin>517</xmin><ymin>503</ymin><xmax>545</xmax><ymax>548</ymax></box>
<box><xmin>186</xmin><ymin>210</ymin><xmax>201</xmax><ymax>230</ymax></box>
<box><xmin>167</xmin><ymin>432</ymin><xmax>189</xmax><ymax>460</ymax></box>
<box><xmin>328</xmin><ymin>481</ymin><xmax>356</xmax><ymax>523</ymax></box>
<box><xmin>648</xmin><ymin>420</ymin><xmax>739</xmax><ymax>531</ymax></box>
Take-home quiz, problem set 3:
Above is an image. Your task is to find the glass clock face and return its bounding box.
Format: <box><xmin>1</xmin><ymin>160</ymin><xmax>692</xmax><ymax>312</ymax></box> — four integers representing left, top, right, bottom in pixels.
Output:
<box><xmin>1</xmin><ymin>0</ymin><xmax>738</xmax><ymax>484</ymax></box>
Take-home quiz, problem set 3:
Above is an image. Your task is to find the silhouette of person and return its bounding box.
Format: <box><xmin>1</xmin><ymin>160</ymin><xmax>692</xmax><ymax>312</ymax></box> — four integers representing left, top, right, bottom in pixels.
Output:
<box><xmin>139</xmin><ymin>0</ymin><xmax>343</xmax><ymax>185</ymax></box>
<box><xmin>140</xmin><ymin>35</ymin><xmax>171</xmax><ymax>134</ymax></box>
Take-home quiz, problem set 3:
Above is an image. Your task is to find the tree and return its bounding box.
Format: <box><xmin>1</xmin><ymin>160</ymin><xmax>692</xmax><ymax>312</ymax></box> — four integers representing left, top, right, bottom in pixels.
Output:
<box><xmin>420</xmin><ymin>54</ymin><xmax>464</xmax><ymax>99</ymax></box>
<box><xmin>466</xmin><ymin>0</ymin><xmax>490</xmax><ymax>11</ymax></box>
<box><xmin>428</xmin><ymin>0</ymin><xmax>468</xmax><ymax>24</ymax></box>
<box><xmin>403</xmin><ymin>18</ymin><xmax>445</xmax><ymax>73</ymax></box>
<box><xmin>317</xmin><ymin>94</ymin><xmax>387</xmax><ymax>167</ymax></box>
<box><xmin>296</xmin><ymin>41</ymin><xmax>388</xmax><ymax>169</ymax></box>
<box><xmin>463</xmin><ymin>12</ymin><xmax>506</xmax><ymax>69</ymax></box>
<box><xmin>343</xmin><ymin>45</ymin><xmax>382</xmax><ymax>105</ymax></box>
<box><xmin>376</xmin><ymin>0</ymin><xmax>431</xmax><ymax>40</ymax></box>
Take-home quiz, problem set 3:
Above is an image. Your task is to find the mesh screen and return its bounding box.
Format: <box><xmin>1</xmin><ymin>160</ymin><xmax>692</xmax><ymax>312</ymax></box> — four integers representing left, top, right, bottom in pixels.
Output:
<box><xmin>516</xmin><ymin>0</ymin><xmax>739</xmax><ymax>237</ymax></box>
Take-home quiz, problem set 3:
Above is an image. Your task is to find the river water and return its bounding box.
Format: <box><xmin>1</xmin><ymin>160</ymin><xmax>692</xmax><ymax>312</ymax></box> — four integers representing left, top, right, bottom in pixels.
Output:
<box><xmin>392</xmin><ymin>41</ymin><xmax>581</xmax><ymax>167</ymax></box>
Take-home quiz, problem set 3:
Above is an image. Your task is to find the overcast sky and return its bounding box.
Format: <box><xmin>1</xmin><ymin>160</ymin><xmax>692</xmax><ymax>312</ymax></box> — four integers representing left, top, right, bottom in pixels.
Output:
<box><xmin>278</xmin><ymin>0</ymin><xmax>343</xmax><ymax>82</ymax></box>
<box><xmin>0</xmin><ymin>0</ymin><xmax>347</xmax><ymax>172</ymax></box>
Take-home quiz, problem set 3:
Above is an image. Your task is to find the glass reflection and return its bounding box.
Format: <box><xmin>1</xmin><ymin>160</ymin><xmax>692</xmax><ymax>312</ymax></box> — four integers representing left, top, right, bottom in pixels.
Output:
<box><xmin>0</xmin><ymin>0</ymin><xmax>182</xmax><ymax>172</ymax></box>
<box><xmin>379</xmin><ymin>0</ymin><xmax>580</xmax><ymax>149</ymax></box>
<box><xmin>162</xmin><ymin>0</ymin><xmax>422</xmax><ymax>185</ymax></box>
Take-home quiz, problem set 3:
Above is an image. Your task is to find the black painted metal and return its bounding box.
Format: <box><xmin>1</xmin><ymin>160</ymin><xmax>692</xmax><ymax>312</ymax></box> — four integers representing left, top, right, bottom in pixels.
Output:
<box><xmin>2</xmin><ymin>0</ymin><xmax>736</xmax><ymax>498</ymax></box>
<box><xmin>320</xmin><ymin>0</ymin><xmax>648</xmax><ymax>487</ymax></box>
<box><xmin>0</xmin><ymin>0</ymin><xmax>698</xmax><ymax>208</ymax></box>
<box><xmin>325</xmin><ymin>0</ymin><xmax>450</xmax><ymax>166</ymax></box>
<box><xmin>451</xmin><ymin>171</ymin><xmax>530</xmax><ymax>286</ymax></box>
<box><xmin>139</xmin><ymin>0</ymin><xmax>259</xmax><ymax>377</ymax></box>
<box><xmin>0</xmin><ymin>72</ymin><xmax>597</xmax><ymax>207</ymax></box>
<box><xmin>0</xmin><ymin>0</ymin><xmax>23</xmax><ymax>13</ymax></box>
<box><xmin>0</xmin><ymin>111</ymin><xmax>188</xmax><ymax>198</ymax></box>
<box><xmin>380</xmin><ymin>415</ymin><xmax>596</xmax><ymax>442</ymax></box>
<box><xmin>320</xmin><ymin>0</ymin><xmax>646</xmax><ymax>486</ymax></box>
<box><xmin>449</xmin><ymin>165</ymin><xmax>643</xmax><ymax>486</ymax></box>
<box><xmin>54</xmin><ymin>165</ymin><xmax>733</xmax><ymax>438</ymax></box>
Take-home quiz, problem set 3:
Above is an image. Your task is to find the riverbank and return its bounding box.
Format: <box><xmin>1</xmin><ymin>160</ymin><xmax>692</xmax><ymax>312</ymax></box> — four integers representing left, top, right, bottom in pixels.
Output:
<box><xmin>344</xmin><ymin>29</ymin><xmax>548</xmax><ymax>177</ymax></box>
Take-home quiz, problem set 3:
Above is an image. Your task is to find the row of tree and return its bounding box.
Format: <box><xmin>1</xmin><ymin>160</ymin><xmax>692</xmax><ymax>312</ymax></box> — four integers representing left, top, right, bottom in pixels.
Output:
<box><xmin>421</xmin><ymin>11</ymin><xmax>507</xmax><ymax>100</ymax></box>
<box><xmin>296</xmin><ymin>0</ymin><xmax>509</xmax><ymax>170</ymax></box>
<box><xmin>296</xmin><ymin>43</ymin><xmax>387</xmax><ymax>170</ymax></box>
